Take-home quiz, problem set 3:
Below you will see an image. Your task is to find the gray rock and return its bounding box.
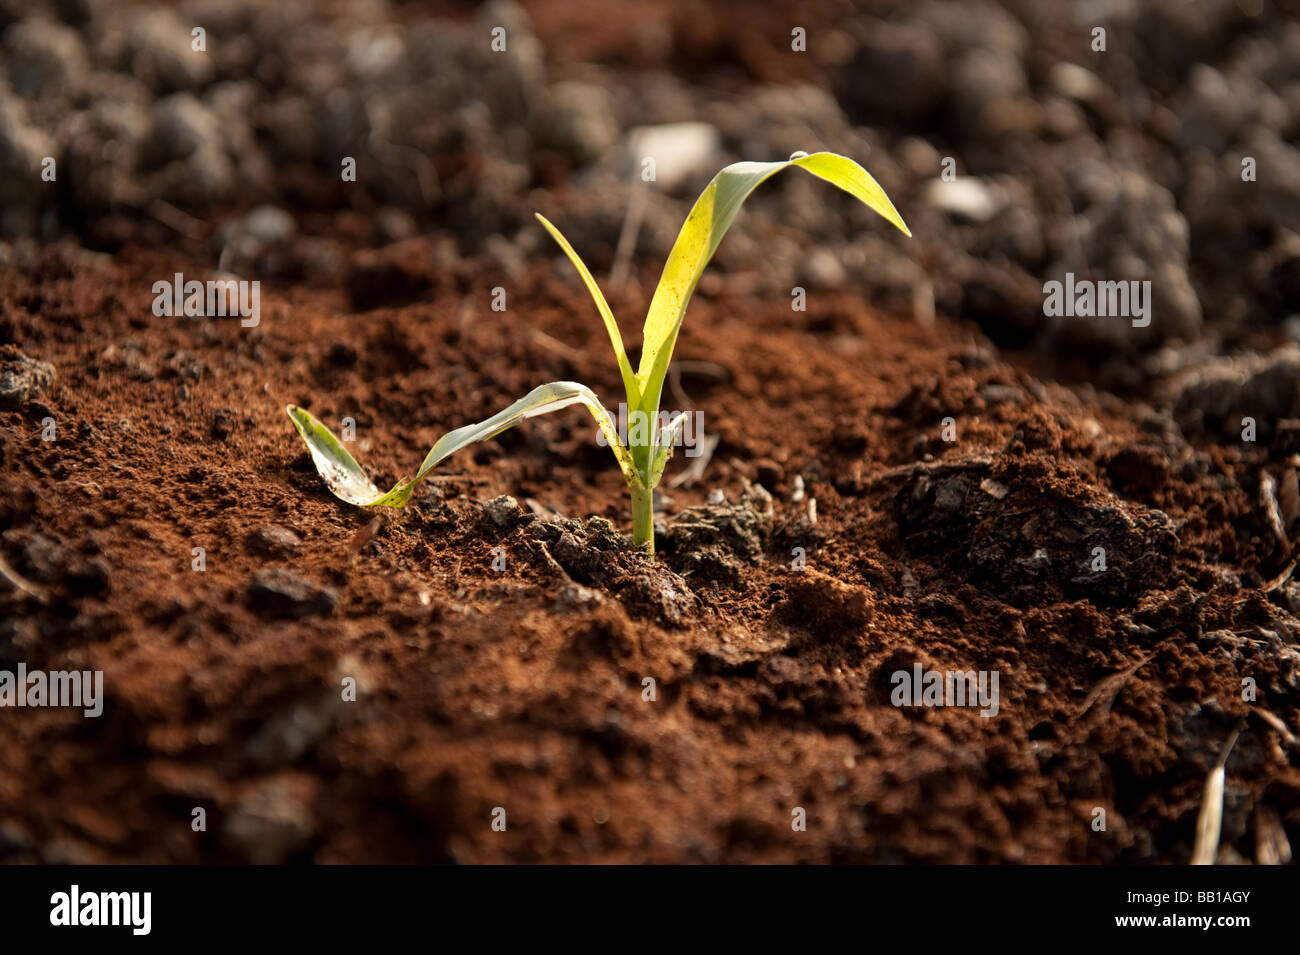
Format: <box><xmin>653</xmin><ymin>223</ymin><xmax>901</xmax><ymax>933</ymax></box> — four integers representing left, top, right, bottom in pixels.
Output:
<box><xmin>1049</xmin><ymin>62</ymin><xmax>1107</xmax><ymax>105</ymax></box>
<box><xmin>483</xmin><ymin>233</ymin><xmax>525</xmax><ymax>280</ymax></box>
<box><xmin>708</xmin><ymin>85</ymin><xmax>853</xmax><ymax>163</ymax></box>
<box><xmin>1164</xmin><ymin>344</ymin><xmax>1300</xmax><ymax>442</ymax></box>
<box><xmin>0</xmin><ymin>348</ymin><xmax>55</xmax><ymax>410</ymax></box>
<box><xmin>0</xmin><ymin>94</ymin><xmax>56</xmax><ymax>210</ymax></box>
<box><xmin>374</xmin><ymin>207</ymin><xmax>417</xmax><ymax>244</ymax></box>
<box><xmin>949</xmin><ymin>47</ymin><xmax>1029</xmax><ymax>137</ymax></box>
<box><xmin>474</xmin><ymin>0</ymin><xmax>545</xmax><ymax>91</ymax></box>
<box><xmin>250</xmin><ymin>525</ymin><xmax>304</xmax><ymax>557</ymax></box>
<box><xmin>1175</xmin><ymin>63</ymin><xmax>1284</xmax><ymax>154</ymax></box>
<box><xmin>538</xmin><ymin>81</ymin><xmax>619</xmax><ymax>165</ymax></box>
<box><xmin>247</xmin><ymin>568</ymin><xmax>337</xmax><ymax>619</ymax></box>
<box><xmin>554</xmin><ymin>583</ymin><xmax>603</xmax><ymax>612</ymax></box>
<box><xmin>483</xmin><ymin>495</ymin><xmax>521</xmax><ymax>527</ymax></box>
<box><xmin>3</xmin><ymin>18</ymin><xmax>88</xmax><ymax>97</ymax></box>
<box><xmin>621</xmin><ymin>122</ymin><xmax>721</xmax><ymax>193</ymax></box>
<box><xmin>799</xmin><ymin>248</ymin><xmax>847</xmax><ymax>289</ymax></box>
<box><xmin>149</xmin><ymin>93</ymin><xmax>222</xmax><ymax>164</ymax></box>
<box><xmin>836</xmin><ymin>18</ymin><xmax>945</xmax><ymax>123</ymax></box>
<box><xmin>241</xmin><ymin>205</ymin><xmax>297</xmax><ymax>246</ymax></box>
<box><xmin>925</xmin><ymin>177</ymin><xmax>1003</xmax><ymax>223</ymax></box>
<box><xmin>1046</xmin><ymin>162</ymin><xmax>1201</xmax><ymax>350</ymax></box>
<box><xmin>919</xmin><ymin>0</ymin><xmax>1028</xmax><ymax>59</ymax></box>
<box><xmin>122</xmin><ymin>8</ymin><xmax>215</xmax><ymax>92</ymax></box>
<box><xmin>245</xmin><ymin>696</ymin><xmax>341</xmax><ymax>766</ymax></box>
<box><xmin>223</xmin><ymin>777</ymin><xmax>315</xmax><ymax>864</ymax></box>
<box><xmin>57</xmin><ymin>97</ymin><xmax>150</xmax><ymax>214</ymax></box>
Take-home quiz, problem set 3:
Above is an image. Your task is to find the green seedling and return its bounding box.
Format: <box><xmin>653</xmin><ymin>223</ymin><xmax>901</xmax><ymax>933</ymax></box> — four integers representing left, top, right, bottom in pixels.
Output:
<box><xmin>287</xmin><ymin>151</ymin><xmax>909</xmax><ymax>554</ymax></box>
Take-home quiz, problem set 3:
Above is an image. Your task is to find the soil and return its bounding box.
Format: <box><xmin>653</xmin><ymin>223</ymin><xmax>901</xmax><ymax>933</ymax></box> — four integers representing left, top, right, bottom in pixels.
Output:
<box><xmin>2</xmin><ymin>239</ymin><xmax>1297</xmax><ymax>864</ymax></box>
<box><xmin>2</xmin><ymin>0</ymin><xmax>1300</xmax><ymax>864</ymax></box>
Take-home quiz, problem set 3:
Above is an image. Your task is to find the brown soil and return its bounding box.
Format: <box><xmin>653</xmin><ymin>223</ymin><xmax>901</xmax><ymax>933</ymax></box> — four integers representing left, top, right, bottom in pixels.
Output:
<box><xmin>3</xmin><ymin>239</ymin><xmax>1298</xmax><ymax>863</ymax></box>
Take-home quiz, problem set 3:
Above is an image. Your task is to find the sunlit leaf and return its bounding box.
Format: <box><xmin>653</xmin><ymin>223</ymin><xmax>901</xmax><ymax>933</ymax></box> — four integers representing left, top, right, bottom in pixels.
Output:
<box><xmin>287</xmin><ymin>381</ymin><xmax>642</xmax><ymax>510</ymax></box>
<box><xmin>535</xmin><ymin>213</ymin><xmax>640</xmax><ymax>405</ymax></box>
<box><xmin>633</xmin><ymin>151</ymin><xmax>910</xmax><ymax>476</ymax></box>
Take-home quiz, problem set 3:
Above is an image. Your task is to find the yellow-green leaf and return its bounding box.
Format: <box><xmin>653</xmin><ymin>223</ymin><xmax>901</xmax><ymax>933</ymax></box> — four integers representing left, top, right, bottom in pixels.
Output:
<box><xmin>535</xmin><ymin>213</ymin><xmax>640</xmax><ymax>406</ymax></box>
<box><xmin>287</xmin><ymin>381</ymin><xmax>642</xmax><ymax>510</ymax></box>
<box><xmin>635</xmin><ymin>150</ymin><xmax>909</xmax><ymax>430</ymax></box>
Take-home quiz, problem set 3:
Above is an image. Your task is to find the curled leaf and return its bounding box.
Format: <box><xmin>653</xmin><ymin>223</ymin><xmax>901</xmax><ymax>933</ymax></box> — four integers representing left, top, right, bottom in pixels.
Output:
<box><xmin>287</xmin><ymin>381</ymin><xmax>641</xmax><ymax>509</ymax></box>
<box><xmin>633</xmin><ymin>150</ymin><xmax>911</xmax><ymax>476</ymax></box>
<box><xmin>649</xmin><ymin>411</ymin><xmax>689</xmax><ymax>488</ymax></box>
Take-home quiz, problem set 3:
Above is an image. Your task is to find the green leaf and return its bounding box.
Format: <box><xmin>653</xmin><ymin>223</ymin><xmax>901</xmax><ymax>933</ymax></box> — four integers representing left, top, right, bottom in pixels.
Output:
<box><xmin>633</xmin><ymin>151</ymin><xmax>910</xmax><ymax>459</ymax></box>
<box><xmin>535</xmin><ymin>213</ymin><xmax>640</xmax><ymax>406</ymax></box>
<box><xmin>285</xmin><ymin>404</ymin><xmax>384</xmax><ymax>506</ymax></box>
<box><xmin>648</xmin><ymin>411</ymin><xmax>688</xmax><ymax>488</ymax></box>
<box><xmin>287</xmin><ymin>381</ymin><xmax>642</xmax><ymax>509</ymax></box>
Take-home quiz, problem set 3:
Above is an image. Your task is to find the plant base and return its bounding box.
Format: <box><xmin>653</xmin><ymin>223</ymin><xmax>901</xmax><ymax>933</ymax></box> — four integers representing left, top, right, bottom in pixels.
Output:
<box><xmin>630</xmin><ymin>483</ymin><xmax>654</xmax><ymax>555</ymax></box>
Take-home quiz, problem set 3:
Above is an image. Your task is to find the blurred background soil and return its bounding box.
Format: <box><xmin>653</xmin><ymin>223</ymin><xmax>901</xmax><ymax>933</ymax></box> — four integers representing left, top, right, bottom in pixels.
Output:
<box><xmin>1</xmin><ymin>0</ymin><xmax>1299</xmax><ymax>862</ymax></box>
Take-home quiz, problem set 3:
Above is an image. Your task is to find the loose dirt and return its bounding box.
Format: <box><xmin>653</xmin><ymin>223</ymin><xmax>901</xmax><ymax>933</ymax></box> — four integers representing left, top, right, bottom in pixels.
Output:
<box><xmin>3</xmin><ymin>239</ymin><xmax>1297</xmax><ymax>863</ymax></box>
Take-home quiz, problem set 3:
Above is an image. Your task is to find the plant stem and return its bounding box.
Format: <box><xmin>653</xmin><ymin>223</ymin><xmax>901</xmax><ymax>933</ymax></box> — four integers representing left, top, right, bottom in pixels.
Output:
<box><xmin>630</xmin><ymin>483</ymin><xmax>654</xmax><ymax>555</ymax></box>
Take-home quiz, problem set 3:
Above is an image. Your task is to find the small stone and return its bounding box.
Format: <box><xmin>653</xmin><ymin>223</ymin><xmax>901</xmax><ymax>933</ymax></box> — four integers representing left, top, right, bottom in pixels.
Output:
<box><xmin>979</xmin><ymin>383</ymin><xmax>1024</xmax><ymax>406</ymax></box>
<box><xmin>554</xmin><ymin>583</ymin><xmax>603</xmax><ymax>612</ymax></box>
<box><xmin>800</xmin><ymin>248</ymin><xmax>847</xmax><ymax>289</ymax></box>
<box><xmin>1048</xmin><ymin>62</ymin><xmax>1106</xmax><ymax>103</ymax></box>
<box><xmin>223</xmin><ymin>777</ymin><xmax>315</xmax><ymax>865</ymax></box>
<box><xmin>246</xmin><ymin>698</ymin><xmax>340</xmax><ymax>766</ymax></box>
<box><xmin>483</xmin><ymin>495</ymin><xmax>521</xmax><ymax>527</ymax></box>
<box><xmin>980</xmin><ymin>478</ymin><xmax>1010</xmax><ymax>500</ymax></box>
<box><xmin>539</xmin><ymin>81</ymin><xmax>619</xmax><ymax>165</ymax></box>
<box><xmin>1018</xmin><ymin>547</ymin><xmax>1052</xmax><ymax>572</ymax></box>
<box><xmin>621</xmin><ymin>122</ymin><xmax>721</xmax><ymax>192</ymax></box>
<box><xmin>375</xmin><ymin>207</ymin><xmax>417</xmax><ymax>244</ymax></box>
<box><xmin>149</xmin><ymin>93</ymin><xmax>223</xmax><ymax>164</ymax></box>
<box><xmin>240</xmin><ymin>205</ymin><xmax>296</xmax><ymax>246</ymax></box>
<box><xmin>250</xmin><ymin>525</ymin><xmax>303</xmax><ymax>557</ymax></box>
<box><xmin>0</xmin><ymin>347</ymin><xmax>54</xmax><ymax>410</ymax></box>
<box><xmin>247</xmin><ymin>569</ymin><xmax>337</xmax><ymax>619</ymax></box>
<box><xmin>123</xmin><ymin>8</ymin><xmax>214</xmax><ymax>91</ymax></box>
<box><xmin>925</xmin><ymin>177</ymin><xmax>1003</xmax><ymax>223</ymax></box>
<box><xmin>2</xmin><ymin>18</ymin><xmax>88</xmax><ymax>97</ymax></box>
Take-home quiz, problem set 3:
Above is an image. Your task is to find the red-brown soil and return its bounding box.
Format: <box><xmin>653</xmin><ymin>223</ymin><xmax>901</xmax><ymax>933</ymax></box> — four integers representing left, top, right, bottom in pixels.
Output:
<box><xmin>3</xmin><ymin>239</ymin><xmax>1298</xmax><ymax>863</ymax></box>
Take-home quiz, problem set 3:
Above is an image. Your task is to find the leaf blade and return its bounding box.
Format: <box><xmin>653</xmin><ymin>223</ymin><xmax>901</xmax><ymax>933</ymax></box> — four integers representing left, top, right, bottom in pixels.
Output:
<box><xmin>286</xmin><ymin>381</ymin><xmax>643</xmax><ymax>510</ymax></box>
<box><xmin>648</xmin><ymin>411</ymin><xmax>688</xmax><ymax>487</ymax></box>
<box><xmin>535</xmin><ymin>213</ymin><xmax>640</xmax><ymax>405</ymax></box>
<box><xmin>286</xmin><ymin>404</ymin><xmax>383</xmax><ymax>506</ymax></box>
<box><xmin>634</xmin><ymin>151</ymin><xmax>909</xmax><ymax>433</ymax></box>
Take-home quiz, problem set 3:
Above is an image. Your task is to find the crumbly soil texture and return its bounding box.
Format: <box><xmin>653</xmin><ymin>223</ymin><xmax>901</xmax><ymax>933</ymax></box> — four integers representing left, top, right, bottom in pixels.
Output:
<box><xmin>3</xmin><ymin>244</ymin><xmax>1298</xmax><ymax>864</ymax></box>
<box><xmin>2</xmin><ymin>0</ymin><xmax>1300</xmax><ymax>864</ymax></box>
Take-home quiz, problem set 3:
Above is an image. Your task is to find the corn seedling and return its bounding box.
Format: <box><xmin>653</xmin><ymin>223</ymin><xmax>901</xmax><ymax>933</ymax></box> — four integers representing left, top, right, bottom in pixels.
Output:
<box><xmin>287</xmin><ymin>151</ymin><xmax>910</xmax><ymax>553</ymax></box>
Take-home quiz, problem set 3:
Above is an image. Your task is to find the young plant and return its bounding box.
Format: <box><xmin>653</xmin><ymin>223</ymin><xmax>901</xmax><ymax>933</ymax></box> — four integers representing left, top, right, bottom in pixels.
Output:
<box><xmin>287</xmin><ymin>151</ymin><xmax>910</xmax><ymax>554</ymax></box>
